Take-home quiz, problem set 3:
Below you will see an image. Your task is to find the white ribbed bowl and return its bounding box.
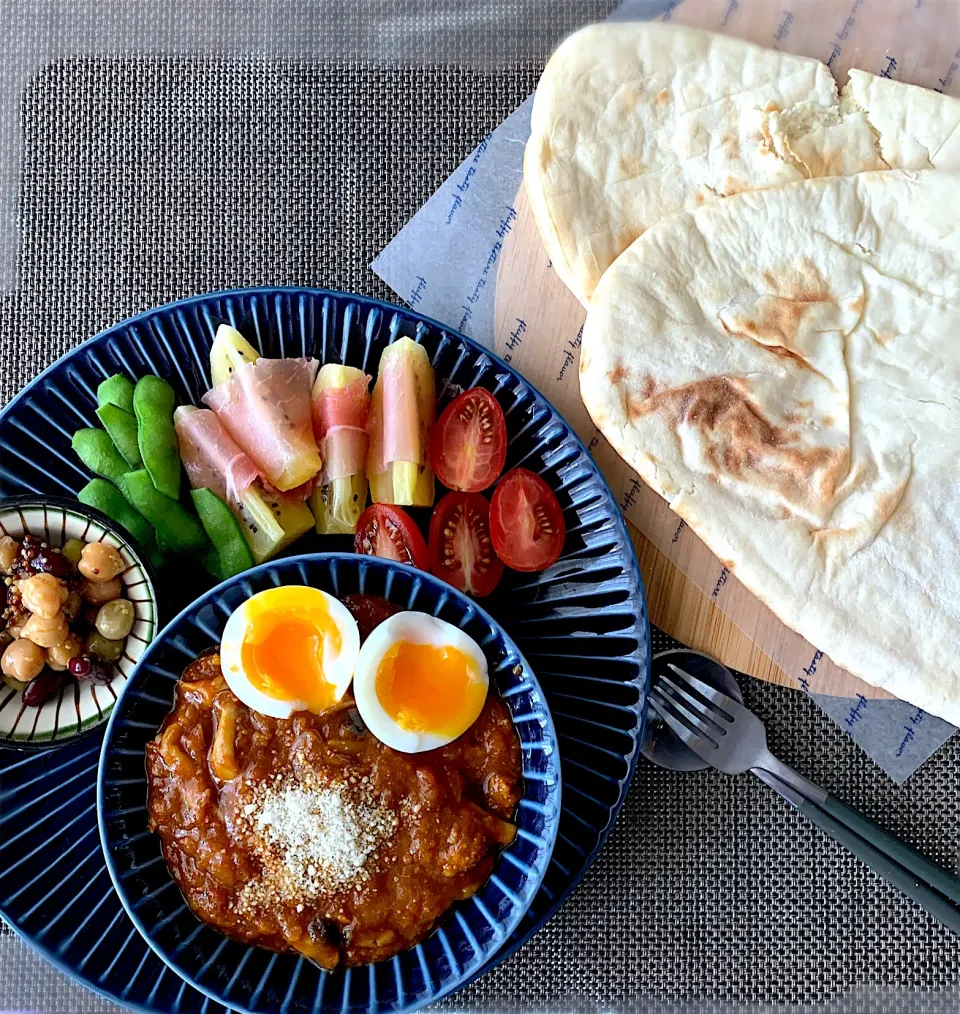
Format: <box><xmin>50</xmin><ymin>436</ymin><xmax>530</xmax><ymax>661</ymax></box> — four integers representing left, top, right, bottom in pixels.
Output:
<box><xmin>0</xmin><ymin>497</ymin><xmax>157</xmax><ymax>748</ymax></box>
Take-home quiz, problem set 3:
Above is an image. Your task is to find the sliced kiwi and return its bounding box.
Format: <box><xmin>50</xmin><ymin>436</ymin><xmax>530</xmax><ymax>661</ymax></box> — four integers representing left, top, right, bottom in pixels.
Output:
<box><xmin>236</xmin><ymin>486</ymin><xmax>314</xmax><ymax>563</ymax></box>
<box><xmin>309</xmin><ymin>473</ymin><xmax>368</xmax><ymax>535</ymax></box>
<box><xmin>210</xmin><ymin>324</ymin><xmax>261</xmax><ymax>388</ymax></box>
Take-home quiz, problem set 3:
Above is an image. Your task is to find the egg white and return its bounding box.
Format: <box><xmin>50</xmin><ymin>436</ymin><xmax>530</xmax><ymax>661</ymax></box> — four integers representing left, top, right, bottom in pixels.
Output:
<box><xmin>220</xmin><ymin>586</ymin><xmax>360</xmax><ymax>719</ymax></box>
<box><xmin>352</xmin><ymin>611</ymin><xmax>489</xmax><ymax>753</ymax></box>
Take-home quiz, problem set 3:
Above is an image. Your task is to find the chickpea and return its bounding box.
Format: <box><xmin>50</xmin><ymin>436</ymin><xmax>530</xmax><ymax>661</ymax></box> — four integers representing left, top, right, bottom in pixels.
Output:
<box><xmin>61</xmin><ymin>538</ymin><xmax>85</xmax><ymax>568</ymax></box>
<box><xmin>1</xmin><ymin>638</ymin><xmax>45</xmax><ymax>681</ymax></box>
<box><xmin>95</xmin><ymin>599</ymin><xmax>135</xmax><ymax>641</ymax></box>
<box><xmin>0</xmin><ymin>536</ymin><xmax>19</xmax><ymax>575</ymax></box>
<box><xmin>82</xmin><ymin>577</ymin><xmax>122</xmax><ymax>605</ymax></box>
<box><xmin>78</xmin><ymin>542</ymin><xmax>125</xmax><ymax>583</ymax></box>
<box><xmin>21</xmin><ymin>611</ymin><xmax>69</xmax><ymax>649</ymax></box>
<box><xmin>62</xmin><ymin>590</ymin><xmax>83</xmax><ymax>622</ymax></box>
<box><xmin>46</xmin><ymin>633</ymin><xmax>82</xmax><ymax>672</ymax></box>
<box><xmin>18</xmin><ymin>573</ymin><xmax>68</xmax><ymax>619</ymax></box>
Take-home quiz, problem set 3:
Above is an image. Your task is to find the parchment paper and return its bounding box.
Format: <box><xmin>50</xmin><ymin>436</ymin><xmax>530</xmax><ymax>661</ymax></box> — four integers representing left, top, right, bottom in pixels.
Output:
<box><xmin>371</xmin><ymin>0</ymin><xmax>960</xmax><ymax>781</ymax></box>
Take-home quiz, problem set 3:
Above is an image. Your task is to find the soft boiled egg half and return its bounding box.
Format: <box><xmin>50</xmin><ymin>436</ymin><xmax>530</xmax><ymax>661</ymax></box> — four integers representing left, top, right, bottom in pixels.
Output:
<box><xmin>220</xmin><ymin>586</ymin><xmax>360</xmax><ymax>719</ymax></box>
<box><xmin>353</xmin><ymin>612</ymin><xmax>489</xmax><ymax>753</ymax></box>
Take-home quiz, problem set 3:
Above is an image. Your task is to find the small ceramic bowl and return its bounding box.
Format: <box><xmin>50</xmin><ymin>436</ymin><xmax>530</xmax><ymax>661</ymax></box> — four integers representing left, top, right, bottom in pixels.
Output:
<box><xmin>0</xmin><ymin>495</ymin><xmax>158</xmax><ymax>749</ymax></box>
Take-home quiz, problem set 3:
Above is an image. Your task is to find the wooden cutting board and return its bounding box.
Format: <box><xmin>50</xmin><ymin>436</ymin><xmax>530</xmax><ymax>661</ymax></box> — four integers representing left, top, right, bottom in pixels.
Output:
<box><xmin>493</xmin><ymin>184</ymin><xmax>891</xmax><ymax>701</ymax></box>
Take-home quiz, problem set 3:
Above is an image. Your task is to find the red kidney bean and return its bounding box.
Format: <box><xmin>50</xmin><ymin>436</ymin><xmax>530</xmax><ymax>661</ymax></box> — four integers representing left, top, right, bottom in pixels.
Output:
<box><xmin>16</xmin><ymin>535</ymin><xmax>42</xmax><ymax>573</ymax></box>
<box><xmin>22</xmin><ymin>669</ymin><xmax>71</xmax><ymax>707</ymax></box>
<box><xmin>31</xmin><ymin>547</ymin><xmax>72</xmax><ymax>580</ymax></box>
<box><xmin>68</xmin><ymin>655</ymin><xmax>92</xmax><ymax>679</ymax></box>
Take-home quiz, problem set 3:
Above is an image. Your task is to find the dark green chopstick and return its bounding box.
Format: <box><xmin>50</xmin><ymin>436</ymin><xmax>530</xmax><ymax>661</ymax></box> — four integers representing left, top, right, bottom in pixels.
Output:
<box><xmin>800</xmin><ymin>797</ymin><xmax>960</xmax><ymax>935</ymax></box>
<box><xmin>818</xmin><ymin>794</ymin><xmax>960</xmax><ymax>907</ymax></box>
<box><xmin>760</xmin><ymin>770</ymin><xmax>960</xmax><ymax>935</ymax></box>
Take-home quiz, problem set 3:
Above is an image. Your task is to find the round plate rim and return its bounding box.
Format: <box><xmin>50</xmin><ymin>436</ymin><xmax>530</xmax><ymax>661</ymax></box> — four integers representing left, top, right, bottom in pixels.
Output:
<box><xmin>0</xmin><ymin>285</ymin><xmax>651</xmax><ymax>1009</ymax></box>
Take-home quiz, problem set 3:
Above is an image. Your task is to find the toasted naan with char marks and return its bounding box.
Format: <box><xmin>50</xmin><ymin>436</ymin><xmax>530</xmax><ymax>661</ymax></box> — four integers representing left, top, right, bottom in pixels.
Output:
<box><xmin>526</xmin><ymin>22</ymin><xmax>960</xmax><ymax>305</ymax></box>
<box><xmin>581</xmin><ymin>170</ymin><xmax>960</xmax><ymax>725</ymax></box>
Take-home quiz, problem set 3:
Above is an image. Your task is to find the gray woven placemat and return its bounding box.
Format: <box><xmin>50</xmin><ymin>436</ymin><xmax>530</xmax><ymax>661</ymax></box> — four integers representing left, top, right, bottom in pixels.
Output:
<box><xmin>1</xmin><ymin>36</ymin><xmax>959</xmax><ymax>1014</ymax></box>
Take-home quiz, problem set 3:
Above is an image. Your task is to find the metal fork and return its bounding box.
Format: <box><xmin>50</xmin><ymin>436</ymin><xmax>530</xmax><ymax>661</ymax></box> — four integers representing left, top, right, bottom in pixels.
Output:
<box><xmin>650</xmin><ymin>664</ymin><xmax>960</xmax><ymax>935</ymax></box>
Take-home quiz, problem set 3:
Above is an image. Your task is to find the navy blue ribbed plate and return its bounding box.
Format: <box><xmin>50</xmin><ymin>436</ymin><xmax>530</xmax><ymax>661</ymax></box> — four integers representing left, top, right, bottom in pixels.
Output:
<box><xmin>0</xmin><ymin>288</ymin><xmax>649</xmax><ymax>1013</ymax></box>
<box><xmin>99</xmin><ymin>553</ymin><xmax>560</xmax><ymax>1014</ymax></box>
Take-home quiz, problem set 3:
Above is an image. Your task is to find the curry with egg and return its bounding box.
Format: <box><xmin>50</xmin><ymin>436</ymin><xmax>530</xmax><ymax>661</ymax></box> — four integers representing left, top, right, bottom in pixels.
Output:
<box><xmin>146</xmin><ymin>594</ymin><xmax>522</xmax><ymax>968</ymax></box>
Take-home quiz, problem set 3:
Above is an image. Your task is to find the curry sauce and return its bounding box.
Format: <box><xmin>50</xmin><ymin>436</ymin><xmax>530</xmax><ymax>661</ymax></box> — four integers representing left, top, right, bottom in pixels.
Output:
<box><xmin>146</xmin><ymin>651</ymin><xmax>521</xmax><ymax>968</ymax></box>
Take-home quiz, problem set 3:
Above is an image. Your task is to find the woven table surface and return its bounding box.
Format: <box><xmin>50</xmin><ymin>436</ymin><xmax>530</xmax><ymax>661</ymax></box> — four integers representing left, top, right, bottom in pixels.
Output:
<box><xmin>0</xmin><ymin>6</ymin><xmax>959</xmax><ymax>1013</ymax></box>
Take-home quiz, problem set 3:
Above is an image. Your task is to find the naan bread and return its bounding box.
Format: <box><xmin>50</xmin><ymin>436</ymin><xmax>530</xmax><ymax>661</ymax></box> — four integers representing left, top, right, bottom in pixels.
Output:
<box><xmin>844</xmin><ymin>69</ymin><xmax>960</xmax><ymax>170</ymax></box>
<box><xmin>580</xmin><ymin>170</ymin><xmax>960</xmax><ymax>725</ymax></box>
<box><xmin>526</xmin><ymin>23</ymin><xmax>960</xmax><ymax>305</ymax></box>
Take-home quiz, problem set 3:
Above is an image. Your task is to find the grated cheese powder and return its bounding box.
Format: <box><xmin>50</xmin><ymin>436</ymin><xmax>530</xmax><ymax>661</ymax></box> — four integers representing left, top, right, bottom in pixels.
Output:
<box><xmin>234</xmin><ymin>771</ymin><xmax>397</xmax><ymax>917</ymax></box>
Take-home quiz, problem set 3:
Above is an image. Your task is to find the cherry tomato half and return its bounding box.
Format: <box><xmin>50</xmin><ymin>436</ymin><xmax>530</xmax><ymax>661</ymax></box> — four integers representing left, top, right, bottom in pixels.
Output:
<box><xmin>490</xmin><ymin>468</ymin><xmax>566</xmax><ymax>572</ymax></box>
<box><xmin>428</xmin><ymin>387</ymin><xmax>507</xmax><ymax>493</ymax></box>
<box><xmin>428</xmin><ymin>491</ymin><xmax>504</xmax><ymax>598</ymax></box>
<box><xmin>354</xmin><ymin>504</ymin><xmax>429</xmax><ymax>571</ymax></box>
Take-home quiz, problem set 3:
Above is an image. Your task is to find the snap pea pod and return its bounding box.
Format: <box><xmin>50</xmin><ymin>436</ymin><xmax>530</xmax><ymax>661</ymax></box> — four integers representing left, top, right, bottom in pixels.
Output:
<box><xmin>202</xmin><ymin>548</ymin><xmax>222</xmax><ymax>582</ymax></box>
<box><xmin>133</xmin><ymin>376</ymin><xmax>180</xmax><ymax>500</ymax></box>
<box><xmin>97</xmin><ymin>374</ymin><xmax>135</xmax><ymax>414</ymax></box>
<box><xmin>96</xmin><ymin>403</ymin><xmax>142</xmax><ymax>469</ymax></box>
<box><xmin>191</xmin><ymin>488</ymin><xmax>254</xmax><ymax>579</ymax></box>
<box><xmin>78</xmin><ymin>478</ymin><xmax>165</xmax><ymax>569</ymax></box>
<box><xmin>119</xmin><ymin>470</ymin><xmax>208</xmax><ymax>553</ymax></box>
<box><xmin>72</xmin><ymin>428</ymin><xmax>128</xmax><ymax>486</ymax></box>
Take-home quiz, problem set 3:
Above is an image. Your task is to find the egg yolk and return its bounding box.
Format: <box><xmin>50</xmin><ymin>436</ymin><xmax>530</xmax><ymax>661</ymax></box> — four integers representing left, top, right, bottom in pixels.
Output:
<box><xmin>374</xmin><ymin>640</ymin><xmax>486</xmax><ymax>736</ymax></box>
<box><xmin>239</xmin><ymin>588</ymin><xmax>343</xmax><ymax>713</ymax></box>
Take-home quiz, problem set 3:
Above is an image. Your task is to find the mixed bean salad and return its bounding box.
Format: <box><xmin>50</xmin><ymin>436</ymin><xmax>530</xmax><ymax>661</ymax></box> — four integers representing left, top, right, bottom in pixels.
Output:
<box><xmin>0</xmin><ymin>534</ymin><xmax>135</xmax><ymax>706</ymax></box>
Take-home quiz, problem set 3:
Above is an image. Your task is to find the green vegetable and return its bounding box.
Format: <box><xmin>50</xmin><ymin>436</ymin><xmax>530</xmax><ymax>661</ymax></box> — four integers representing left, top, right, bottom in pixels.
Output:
<box><xmin>202</xmin><ymin>548</ymin><xmax>222</xmax><ymax>582</ymax></box>
<box><xmin>97</xmin><ymin>374</ymin><xmax>136</xmax><ymax>413</ymax></box>
<box><xmin>133</xmin><ymin>376</ymin><xmax>180</xmax><ymax>500</ymax></box>
<box><xmin>119</xmin><ymin>470</ymin><xmax>208</xmax><ymax>553</ymax></box>
<box><xmin>77</xmin><ymin>478</ymin><xmax>165</xmax><ymax>569</ymax></box>
<box><xmin>72</xmin><ymin>429</ymin><xmax>128</xmax><ymax>485</ymax></box>
<box><xmin>191</xmin><ymin>488</ymin><xmax>254</xmax><ymax>579</ymax></box>
<box><xmin>96</xmin><ymin>404</ymin><xmax>141</xmax><ymax>469</ymax></box>
<box><xmin>85</xmin><ymin>631</ymin><xmax>124</xmax><ymax>664</ymax></box>
<box><xmin>61</xmin><ymin>539</ymin><xmax>85</xmax><ymax>568</ymax></box>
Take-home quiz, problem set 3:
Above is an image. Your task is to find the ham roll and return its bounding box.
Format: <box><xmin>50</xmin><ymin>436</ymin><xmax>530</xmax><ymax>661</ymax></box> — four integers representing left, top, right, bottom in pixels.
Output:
<box><xmin>203</xmin><ymin>357</ymin><xmax>322</xmax><ymax>493</ymax></box>
<box><xmin>313</xmin><ymin>371</ymin><xmax>371</xmax><ymax>482</ymax></box>
<box><xmin>174</xmin><ymin>406</ymin><xmax>259</xmax><ymax>508</ymax></box>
